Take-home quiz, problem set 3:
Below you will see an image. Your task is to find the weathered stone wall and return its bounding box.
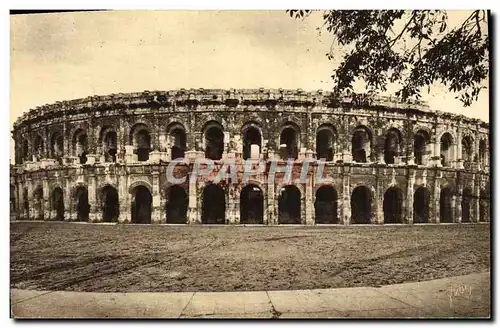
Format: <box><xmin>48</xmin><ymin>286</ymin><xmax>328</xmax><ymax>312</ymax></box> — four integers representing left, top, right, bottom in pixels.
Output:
<box><xmin>10</xmin><ymin>89</ymin><xmax>490</xmax><ymax>224</ymax></box>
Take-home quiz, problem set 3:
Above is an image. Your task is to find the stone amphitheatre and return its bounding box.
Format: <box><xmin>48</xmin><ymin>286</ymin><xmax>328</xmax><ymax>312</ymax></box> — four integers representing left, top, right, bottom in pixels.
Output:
<box><xmin>9</xmin><ymin>88</ymin><xmax>490</xmax><ymax>225</ymax></box>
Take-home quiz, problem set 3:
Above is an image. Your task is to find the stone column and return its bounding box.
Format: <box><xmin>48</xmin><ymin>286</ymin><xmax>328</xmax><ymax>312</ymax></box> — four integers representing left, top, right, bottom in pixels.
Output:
<box><xmin>17</xmin><ymin>181</ymin><xmax>26</xmax><ymax>220</ymax></box>
<box><xmin>433</xmin><ymin>179</ymin><xmax>440</xmax><ymax>224</ymax></box>
<box><xmin>64</xmin><ymin>175</ymin><xmax>73</xmax><ymax>221</ymax></box>
<box><xmin>151</xmin><ymin>171</ymin><xmax>162</xmax><ymax>223</ymax></box>
<box><xmin>88</xmin><ymin>174</ymin><xmax>98</xmax><ymax>222</ymax></box>
<box><xmin>227</xmin><ymin>184</ymin><xmax>237</xmax><ymax>224</ymax></box>
<box><xmin>341</xmin><ymin>172</ymin><xmax>351</xmax><ymax>225</ymax></box>
<box><xmin>42</xmin><ymin>177</ymin><xmax>50</xmax><ymax>221</ymax></box>
<box><xmin>187</xmin><ymin>179</ymin><xmax>199</xmax><ymax>224</ymax></box>
<box><xmin>433</xmin><ymin>139</ymin><xmax>441</xmax><ymax>167</ymax></box>
<box><xmin>406</xmin><ymin>170</ymin><xmax>415</xmax><ymax>224</ymax></box>
<box><xmin>267</xmin><ymin>182</ymin><xmax>276</xmax><ymax>225</ymax></box>
<box><xmin>27</xmin><ymin>177</ymin><xmax>33</xmax><ymax>220</ymax></box>
<box><xmin>374</xmin><ymin>184</ymin><xmax>383</xmax><ymax>224</ymax></box>
<box><xmin>305</xmin><ymin>178</ymin><xmax>314</xmax><ymax>225</ymax></box>
<box><xmin>118</xmin><ymin>171</ymin><xmax>129</xmax><ymax>223</ymax></box>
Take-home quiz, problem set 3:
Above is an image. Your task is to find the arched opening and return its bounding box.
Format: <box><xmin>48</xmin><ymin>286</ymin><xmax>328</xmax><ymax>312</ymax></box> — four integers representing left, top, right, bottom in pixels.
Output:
<box><xmin>383</xmin><ymin>187</ymin><xmax>403</xmax><ymax>223</ymax></box>
<box><xmin>479</xmin><ymin>189</ymin><xmax>488</xmax><ymax>222</ymax></box>
<box><xmin>384</xmin><ymin>129</ymin><xmax>402</xmax><ymax>164</ymax></box>
<box><xmin>461</xmin><ymin>187</ymin><xmax>473</xmax><ymax>223</ymax></box>
<box><xmin>462</xmin><ymin>136</ymin><xmax>474</xmax><ymax>169</ymax></box>
<box><xmin>10</xmin><ymin>184</ymin><xmax>16</xmax><ymax>214</ymax></box>
<box><xmin>100</xmin><ymin>127</ymin><xmax>118</xmax><ymax>163</ymax></box>
<box><xmin>242</xmin><ymin>124</ymin><xmax>262</xmax><ymax>160</ymax></box>
<box><xmin>278</xmin><ymin>185</ymin><xmax>301</xmax><ymax>224</ymax></box>
<box><xmin>50</xmin><ymin>132</ymin><xmax>64</xmax><ymax>164</ymax></box>
<box><xmin>130</xmin><ymin>126</ymin><xmax>151</xmax><ymax>162</ymax></box>
<box><xmin>204</xmin><ymin>122</ymin><xmax>224</xmax><ymax>160</ymax></box>
<box><xmin>201</xmin><ymin>184</ymin><xmax>225</xmax><ymax>224</ymax></box>
<box><xmin>479</xmin><ymin>139</ymin><xmax>487</xmax><ymax>168</ymax></box>
<box><xmin>440</xmin><ymin>187</ymin><xmax>453</xmax><ymax>223</ymax></box>
<box><xmin>165</xmin><ymin>185</ymin><xmax>188</xmax><ymax>224</ymax></box>
<box><xmin>316</xmin><ymin>125</ymin><xmax>336</xmax><ymax>161</ymax></box>
<box><xmin>440</xmin><ymin>133</ymin><xmax>454</xmax><ymax>167</ymax></box>
<box><xmin>51</xmin><ymin>187</ymin><xmax>65</xmax><ymax>221</ymax></box>
<box><xmin>414</xmin><ymin>130</ymin><xmax>430</xmax><ymax>165</ymax></box>
<box><xmin>131</xmin><ymin>185</ymin><xmax>152</xmax><ymax>224</ymax></box>
<box><xmin>101</xmin><ymin>186</ymin><xmax>119</xmax><ymax>223</ymax></box>
<box><xmin>240</xmin><ymin>184</ymin><xmax>264</xmax><ymax>224</ymax></box>
<box><xmin>75</xmin><ymin>187</ymin><xmax>90</xmax><ymax>222</ymax></box>
<box><xmin>279</xmin><ymin>124</ymin><xmax>299</xmax><ymax>160</ymax></box>
<box><xmin>33</xmin><ymin>186</ymin><xmax>44</xmax><ymax>220</ymax></box>
<box><xmin>352</xmin><ymin>126</ymin><xmax>372</xmax><ymax>163</ymax></box>
<box><xmin>73</xmin><ymin>129</ymin><xmax>88</xmax><ymax>164</ymax></box>
<box><xmin>34</xmin><ymin>135</ymin><xmax>44</xmax><ymax>161</ymax></box>
<box><xmin>351</xmin><ymin>186</ymin><xmax>371</xmax><ymax>224</ymax></box>
<box><xmin>169</xmin><ymin>126</ymin><xmax>186</xmax><ymax>160</ymax></box>
<box><xmin>413</xmin><ymin>187</ymin><xmax>430</xmax><ymax>223</ymax></box>
<box><xmin>314</xmin><ymin>186</ymin><xmax>338</xmax><ymax>224</ymax></box>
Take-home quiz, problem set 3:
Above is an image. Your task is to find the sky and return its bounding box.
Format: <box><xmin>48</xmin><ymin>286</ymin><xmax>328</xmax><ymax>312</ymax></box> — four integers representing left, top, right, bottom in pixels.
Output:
<box><xmin>10</xmin><ymin>10</ymin><xmax>489</xmax><ymax>135</ymax></box>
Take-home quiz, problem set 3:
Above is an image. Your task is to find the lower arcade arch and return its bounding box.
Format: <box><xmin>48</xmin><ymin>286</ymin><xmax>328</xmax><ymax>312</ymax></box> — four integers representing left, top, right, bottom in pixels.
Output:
<box><xmin>51</xmin><ymin>187</ymin><xmax>65</xmax><ymax>221</ymax></box>
<box><xmin>131</xmin><ymin>185</ymin><xmax>152</xmax><ymax>224</ymax></box>
<box><xmin>461</xmin><ymin>187</ymin><xmax>473</xmax><ymax>223</ymax></box>
<box><xmin>351</xmin><ymin>186</ymin><xmax>371</xmax><ymax>224</ymax></box>
<box><xmin>75</xmin><ymin>186</ymin><xmax>90</xmax><ymax>222</ymax></box>
<box><xmin>165</xmin><ymin>185</ymin><xmax>188</xmax><ymax>224</ymax></box>
<box><xmin>314</xmin><ymin>186</ymin><xmax>338</xmax><ymax>224</ymax></box>
<box><xmin>383</xmin><ymin>187</ymin><xmax>403</xmax><ymax>224</ymax></box>
<box><xmin>240</xmin><ymin>184</ymin><xmax>264</xmax><ymax>224</ymax></box>
<box><xmin>278</xmin><ymin>185</ymin><xmax>301</xmax><ymax>224</ymax></box>
<box><xmin>101</xmin><ymin>186</ymin><xmax>119</xmax><ymax>223</ymax></box>
<box><xmin>440</xmin><ymin>187</ymin><xmax>453</xmax><ymax>223</ymax></box>
<box><xmin>201</xmin><ymin>184</ymin><xmax>226</xmax><ymax>224</ymax></box>
<box><xmin>413</xmin><ymin>187</ymin><xmax>430</xmax><ymax>223</ymax></box>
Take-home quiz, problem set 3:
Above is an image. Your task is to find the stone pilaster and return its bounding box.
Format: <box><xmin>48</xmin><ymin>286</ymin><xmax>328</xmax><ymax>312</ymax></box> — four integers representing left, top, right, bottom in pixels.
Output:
<box><xmin>267</xmin><ymin>182</ymin><xmax>276</xmax><ymax>225</ymax></box>
<box><xmin>42</xmin><ymin>177</ymin><xmax>50</xmax><ymax>221</ymax></box>
<box><xmin>64</xmin><ymin>175</ymin><xmax>73</xmax><ymax>221</ymax></box>
<box><xmin>187</xmin><ymin>180</ymin><xmax>199</xmax><ymax>224</ymax></box>
<box><xmin>227</xmin><ymin>184</ymin><xmax>237</xmax><ymax>224</ymax></box>
<box><xmin>118</xmin><ymin>172</ymin><xmax>129</xmax><ymax>223</ymax></box>
<box><xmin>341</xmin><ymin>171</ymin><xmax>351</xmax><ymax>225</ymax></box>
<box><xmin>88</xmin><ymin>174</ymin><xmax>98</xmax><ymax>222</ymax></box>
<box><xmin>433</xmin><ymin>179</ymin><xmax>441</xmax><ymax>224</ymax></box>
<box><xmin>305</xmin><ymin>178</ymin><xmax>314</xmax><ymax>225</ymax></box>
<box><xmin>406</xmin><ymin>169</ymin><xmax>415</xmax><ymax>224</ymax></box>
<box><xmin>453</xmin><ymin>195</ymin><xmax>460</xmax><ymax>223</ymax></box>
<box><xmin>151</xmin><ymin>171</ymin><xmax>162</xmax><ymax>223</ymax></box>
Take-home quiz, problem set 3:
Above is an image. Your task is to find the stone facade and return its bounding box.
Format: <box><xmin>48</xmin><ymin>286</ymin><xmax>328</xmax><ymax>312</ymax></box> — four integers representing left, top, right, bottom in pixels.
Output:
<box><xmin>10</xmin><ymin>88</ymin><xmax>491</xmax><ymax>225</ymax></box>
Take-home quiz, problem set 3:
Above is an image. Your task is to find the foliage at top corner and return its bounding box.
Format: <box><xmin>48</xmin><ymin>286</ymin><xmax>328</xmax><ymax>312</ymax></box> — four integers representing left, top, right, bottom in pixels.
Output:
<box><xmin>287</xmin><ymin>10</ymin><xmax>489</xmax><ymax>107</ymax></box>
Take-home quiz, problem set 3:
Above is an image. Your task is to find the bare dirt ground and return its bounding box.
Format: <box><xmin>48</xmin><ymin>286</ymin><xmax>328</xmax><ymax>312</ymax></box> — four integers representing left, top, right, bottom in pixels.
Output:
<box><xmin>10</xmin><ymin>222</ymin><xmax>490</xmax><ymax>293</ymax></box>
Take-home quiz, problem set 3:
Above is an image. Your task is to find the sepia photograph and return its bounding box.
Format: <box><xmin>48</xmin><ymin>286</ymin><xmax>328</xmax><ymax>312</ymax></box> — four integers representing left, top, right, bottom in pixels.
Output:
<box><xmin>9</xmin><ymin>8</ymin><xmax>491</xmax><ymax>319</ymax></box>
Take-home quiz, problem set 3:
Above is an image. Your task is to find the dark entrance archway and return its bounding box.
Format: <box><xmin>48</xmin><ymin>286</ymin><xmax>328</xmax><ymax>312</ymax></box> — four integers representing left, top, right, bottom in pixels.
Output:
<box><xmin>165</xmin><ymin>185</ymin><xmax>188</xmax><ymax>224</ymax></box>
<box><xmin>102</xmin><ymin>185</ymin><xmax>119</xmax><ymax>223</ymax></box>
<box><xmin>51</xmin><ymin>187</ymin><xmax>65</xmax><ymax>221</ymax></box>
<box><xmin>10</xmin><ymin>184</ymin><xmax>16</xmax><ymax>214</ymax></box>
<box><xmin>75</xmin><ymin>186</ymin><xmax>90</xmax><ymax>222</ymax></box>
<box><xmin>440</xmin><ymin>187</ymin><xmax>453</xmax><ymax>223</ymax></box>
<box><xmin>384</xmin><ymin>187</ymin><xmax>403</xmax><ymax>224</ymax></box>
<box><xmin>202</xmin><ymin>184</ymin><xmax>225</xmax><ymax>224</ymax></box>
<box><xmin>278</xmin><ymin>185</ymin><xmax>301</xmax><ymax>224</ymax></box>
<box><xmin>413</xmin><ymin>187</ymin><xmax>430</xmax><ymax>223</ymax></box>
<box><xmin>315</xmin><ymin>186</ymin><xmax>338</xmax><ymax>224</ymax></box>
<box><xmin>131</xmin><ymin>186</ymin><xmax>152</xmax><ymax>224</ymax></box>
<box><xmin>240</xmin><ymin>184</ymin><xmax>264</xmax><ymax>224</ymax></box>
<box><xmin>461</xmin><ymin>187</ymin><xmax>473</xmax><ymax>223</ymax></box>
<box><xmin>351</xmin><ymin>186</ymin><xmax>371</xmax><ymax>224</ymax></box>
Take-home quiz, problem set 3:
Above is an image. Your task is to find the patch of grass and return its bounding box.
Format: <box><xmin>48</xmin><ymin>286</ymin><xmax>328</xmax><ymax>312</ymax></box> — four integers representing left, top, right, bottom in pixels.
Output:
<box><xmin>10</xmin><ymin>222</ymin><xmax>490</xmax><ymax>292</ymax></box>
